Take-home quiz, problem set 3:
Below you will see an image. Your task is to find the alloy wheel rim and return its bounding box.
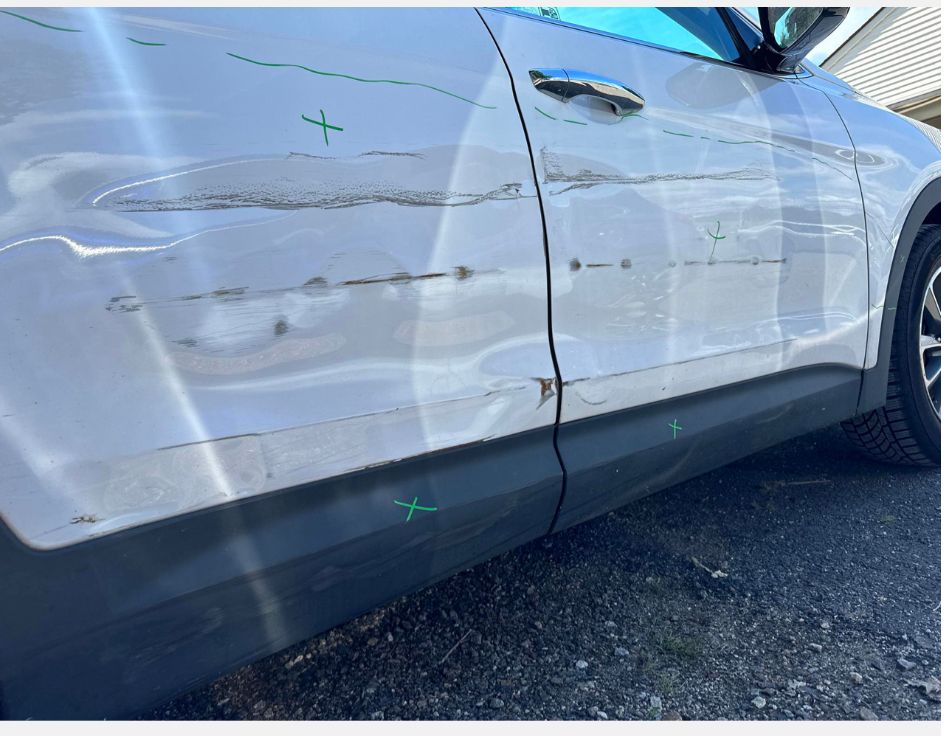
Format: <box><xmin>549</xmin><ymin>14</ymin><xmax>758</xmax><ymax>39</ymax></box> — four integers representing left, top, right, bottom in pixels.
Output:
<box><xmin>918</xmin><ymin>266</ymin><xmax>941</xmax><ymax>419</ymax></box>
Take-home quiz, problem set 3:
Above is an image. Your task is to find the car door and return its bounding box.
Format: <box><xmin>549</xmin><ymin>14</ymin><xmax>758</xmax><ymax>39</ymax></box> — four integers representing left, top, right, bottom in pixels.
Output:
<box><xmin>482</xmin><ymin>7</ymin><xmax>869</xmax><ymax>529</ymax></box>
<box><xmin>0</xmin><ymin>7</ymin><xmax>562</xmax><ymax>550</ymax></box>
<box><xmin>0</xmin><ymin>6</ymin><xmax>568</xmax><ymax>717</ymax></box>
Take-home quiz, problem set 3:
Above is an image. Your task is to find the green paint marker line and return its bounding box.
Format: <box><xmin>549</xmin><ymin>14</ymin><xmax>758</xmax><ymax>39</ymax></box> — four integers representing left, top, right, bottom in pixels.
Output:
<box><xmin>1</xmin><ymin>9</ymin><xmax>81</xmax><ymax>32</ymax></box>
<box><xmin>301</xmin><ymin>110</ymin><xmax>343</xmax><ymax>146</ymax></box>
<box><xmin>302</xmin><ymin>113</ymin><xmax>342</xmax><ymax>131</ymax></box>
<box><xmin>706</xmin><ymin>221</ymin><xmax>726</xmax><ymax>242</ymax></box>
<box><xmin>127</xmin><ymin>37</ymin><xmax>165</xmax><ymax>46</ymax></box>
<box><xmin>227</xmin><ymin>51</ymin><xmax>496</xmax><ymax>110</ymax></box>
<box><xmin>811</xmin><ymin>156</ymin><xmax>852</xmax><ymax>179</ymax></box>
<box><xmin>534</xmin><ymin>106</ymin><xmax>595</xmax><ymax>126</ymax></box>
<box><xmin>663</xmin><ymin>129</ymin><xmax>694</xmax><ymax>138</ymax></box>
<box><xmin>756</xmin><ymin>140</ymin><xmax>795</xmax><ymax>153</ymax></box>
<box><xmin>393</xmin><ymin>496</ymin><xmax>437</xmax><ymax>522</ymax></box>
<box><xmin>707</xmin><ymin>220</ymin><xmax>726</xmax><ymax>260</ymax></box>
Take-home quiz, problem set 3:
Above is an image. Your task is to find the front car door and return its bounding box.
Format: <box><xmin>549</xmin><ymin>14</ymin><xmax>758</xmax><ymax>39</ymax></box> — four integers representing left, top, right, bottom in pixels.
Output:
<box><xmin>482</xmin><ymin>7</ymin><xmax>869</xmax><ymax>528</ymax></box>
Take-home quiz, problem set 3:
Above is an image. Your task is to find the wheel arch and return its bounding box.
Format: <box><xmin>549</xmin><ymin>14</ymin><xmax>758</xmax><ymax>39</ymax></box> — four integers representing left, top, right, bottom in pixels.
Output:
<box><xmin>923</xmin><ymin>201</ymin><xmax>940</xmax><ymax>226</ymax></box>
<box><xmin>858</xmin><ymin>177</ymin><xmax>941</xmax><ymax>413</ymax></box>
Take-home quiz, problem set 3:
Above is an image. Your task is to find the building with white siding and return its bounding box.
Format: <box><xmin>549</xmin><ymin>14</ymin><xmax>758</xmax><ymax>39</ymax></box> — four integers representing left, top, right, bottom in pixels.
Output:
<box><xmin>821</xmin><ymin>6</ymin><xmax>941</xmax><ymax>128</ymax></box>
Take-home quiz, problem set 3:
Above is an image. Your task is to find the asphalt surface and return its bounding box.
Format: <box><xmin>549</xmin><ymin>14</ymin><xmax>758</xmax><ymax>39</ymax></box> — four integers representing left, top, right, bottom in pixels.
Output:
<box><xmin>149</xmin><ymin>425</ymin><xmax>941</xmax><ymax>721</ymax></box>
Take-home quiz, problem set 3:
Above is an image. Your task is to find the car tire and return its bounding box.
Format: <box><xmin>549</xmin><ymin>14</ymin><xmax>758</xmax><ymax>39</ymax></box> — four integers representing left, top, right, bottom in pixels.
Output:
<box><xmin>841</xmin><ymin>224</ymin><xmax>941</xmax><ymax>466</ymax></box>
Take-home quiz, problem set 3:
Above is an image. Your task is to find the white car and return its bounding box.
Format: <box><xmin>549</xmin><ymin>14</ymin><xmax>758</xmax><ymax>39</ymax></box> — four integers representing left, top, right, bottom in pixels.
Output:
<box><xmin>0</xmin><ymin>6</ymin><xmax>939</xmax><ymax>718</ymax></box>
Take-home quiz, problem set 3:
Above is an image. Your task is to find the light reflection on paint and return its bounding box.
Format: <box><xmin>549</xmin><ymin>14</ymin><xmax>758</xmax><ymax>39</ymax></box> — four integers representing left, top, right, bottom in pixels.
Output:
<box><xmin>0</xmin><ymin>217</ymin><xmax>288</xmax><ymax>259</ymax></box>
<box><xmin>89</xmin><ymin>159</ymin><xmax>267</xmax><ymax>207</ymax></box>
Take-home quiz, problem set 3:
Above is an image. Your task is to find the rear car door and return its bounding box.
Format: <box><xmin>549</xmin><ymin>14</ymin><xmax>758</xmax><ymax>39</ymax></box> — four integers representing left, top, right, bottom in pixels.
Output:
<box><xmin>482</xmin><ymin>7</ymin><xmax>869</xmax><ymax>528</ymax></box>
<box><xmin>0</xmin><ymin>7</ymin><xmax>562</xmax><ymax>717</ymax></box>
<box><xmin>0</xmin><ymin>7</ymin><xmax>559</xmax><ymax>546</ymax></box>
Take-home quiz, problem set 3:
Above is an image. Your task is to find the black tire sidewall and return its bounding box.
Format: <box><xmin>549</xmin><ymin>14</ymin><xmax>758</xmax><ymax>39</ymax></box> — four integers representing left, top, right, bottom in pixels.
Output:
<box><xmin>896</xmin><ymin>226</ymin><xmax>940</xmax><ymax>455</ymax></box>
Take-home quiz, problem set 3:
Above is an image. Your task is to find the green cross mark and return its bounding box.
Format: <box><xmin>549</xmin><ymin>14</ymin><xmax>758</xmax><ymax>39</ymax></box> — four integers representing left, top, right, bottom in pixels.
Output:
<box><xmin>668</xmin><ymin>419</ymin><xmax>682</xmax><ymax>439</ymax></box>
<box><xmin>706</xmin><ymin>220</ymin><xmax>726</xmax><ymax>260</ymax></box>
<box><xmin>393</xmin><ymin>496</ymin><xmax>438</xmax><ymax>522</ymax></box>
<box><xmin>302</xmin><ymin>110</ymin><xmax>343</xmax><ymax>146</ymax></box>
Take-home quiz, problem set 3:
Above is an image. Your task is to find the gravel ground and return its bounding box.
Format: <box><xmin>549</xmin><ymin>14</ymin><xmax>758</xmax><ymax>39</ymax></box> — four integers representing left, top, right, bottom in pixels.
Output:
<box><xmin>149</xmin><ymin>425</ymin><xmax>941</xmax><ymax>721</ymax></box>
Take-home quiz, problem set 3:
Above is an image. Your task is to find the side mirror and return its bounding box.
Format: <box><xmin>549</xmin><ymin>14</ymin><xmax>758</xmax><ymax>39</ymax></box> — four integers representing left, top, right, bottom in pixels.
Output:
<box><xmin>756</xmin><ymin>7</ymin><xmax>848</xmax><ymax>73</ymax></box>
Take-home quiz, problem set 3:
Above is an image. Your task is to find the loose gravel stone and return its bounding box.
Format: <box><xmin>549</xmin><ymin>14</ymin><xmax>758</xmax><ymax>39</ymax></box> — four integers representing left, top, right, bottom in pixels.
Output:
<box><xmin>752</xmin><ymin>696</ymin><xmax>766</xmax><ymax>709</ymax></box>
<box><xmin>859</xmin><ymin>707</ymin><xmax>878</xmax><ymax>721</ymax></box>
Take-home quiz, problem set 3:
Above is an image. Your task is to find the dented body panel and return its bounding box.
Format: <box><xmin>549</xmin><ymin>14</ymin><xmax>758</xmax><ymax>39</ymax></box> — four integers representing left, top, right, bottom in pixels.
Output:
<box><xmin>798</xmin><ymin>68</ymin><xmax>941</xmax><ymax>371</ymax></box>
<box><xmin>482</xmin><ymin>9</ymin><xmax>870</xmax><ymax>423</ymax></box>
<box><xmin>0</xmin><ymin>6</ymin><xmax>942</xmax><ymax>720</ymax></box>
<box><xmin>0</xmin><ymin>8</ymin><xmax>556</xmax><ymax>547</ymax></box>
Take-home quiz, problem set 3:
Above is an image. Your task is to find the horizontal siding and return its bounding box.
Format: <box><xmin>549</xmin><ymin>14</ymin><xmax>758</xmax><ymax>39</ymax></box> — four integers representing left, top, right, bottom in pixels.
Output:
<box><xmin>823</xmin><ymin>6</ymin><xmax>941</xmax><ymax>109</ymax></box>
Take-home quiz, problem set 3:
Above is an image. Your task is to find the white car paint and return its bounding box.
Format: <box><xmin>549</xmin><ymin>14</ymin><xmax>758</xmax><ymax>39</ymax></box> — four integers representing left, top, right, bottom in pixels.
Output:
<box><xmin>0</xmin><ymin>7</ymin><xmax>555</xmax><ymax>547</ymax></box>
<box><xmin>800</xmin><ymin>65</ymin><xmax>941</xmax><ymax>369</ymax></box>
<box><xmin>482</xmin><ymin>8</ymin><xmax>869</xmax><ymax>422</ymax></box>
<box><xmin>0</xmin><ymin>7</ymin><xmax>939</xmax><ymax>549</ymax></box>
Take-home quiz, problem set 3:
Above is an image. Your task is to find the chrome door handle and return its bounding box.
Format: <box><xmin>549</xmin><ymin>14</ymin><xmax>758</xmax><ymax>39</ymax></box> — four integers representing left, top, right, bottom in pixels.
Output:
<box><xmin>529</xmin><ymin>68</ymin><xmax>645</xmax><ymax>116</ymax></box>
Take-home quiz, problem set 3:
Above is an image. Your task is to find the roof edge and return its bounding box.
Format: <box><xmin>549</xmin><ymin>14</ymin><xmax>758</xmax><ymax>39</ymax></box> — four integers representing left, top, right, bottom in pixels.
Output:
<box><xmin>821</xmin><ymin>8</ymin><xmax>888</xmax><ymax>68</ymax></box>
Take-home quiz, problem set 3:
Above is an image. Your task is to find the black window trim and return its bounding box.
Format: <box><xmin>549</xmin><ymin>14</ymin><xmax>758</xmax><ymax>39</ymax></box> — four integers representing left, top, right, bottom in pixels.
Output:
<box><xmin>485</xmin><ymin>6</ymin><xmax>805</xmax><ymax>80</ymax></box>
<box><xmin>715</xmin><ymin>6</ymin><xmax>755</xmax><ymax>62</ymax></box>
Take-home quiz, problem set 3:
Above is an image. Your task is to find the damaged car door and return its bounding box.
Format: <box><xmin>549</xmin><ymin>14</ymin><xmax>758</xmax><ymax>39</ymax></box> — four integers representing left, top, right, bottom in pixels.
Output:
<box><xmin>0</xmin><ymin>7</ymin><xmax>561</xmax><ymax>718</ymax></box>
<box><xmin>482</xmin><ymin>7</ymin><xmax>869</xmax><ymax>529</ymax></box>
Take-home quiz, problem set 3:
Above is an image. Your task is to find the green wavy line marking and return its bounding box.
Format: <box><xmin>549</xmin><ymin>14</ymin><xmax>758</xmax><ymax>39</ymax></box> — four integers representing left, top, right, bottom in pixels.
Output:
<box><xmin>562</xmin><ymin>118</ymin><xmax>587</xmax><ymax>126</ymax></box>
<box><xmin>664</xmin><ymin>130</ymin><xmax>694</xmax><ymax>138</ymax></box>
<box><xmin>227</xmin><ymin>51</ymin><xmax>496</xmax><ymax>110</ymax></box>
<box><xmin>534</xmin><ymin>106</ymin><xmax>557</xmax><ymax>121</ymax></box>
<box><xmin>127</xmin><ymin>37</ymin><xmax>165</xmax><ymax>46</ymax></box>
<box><xmin>1</xmin><ymin>9</ymin><xmax>81</xmax><ymax>32</ymax></box>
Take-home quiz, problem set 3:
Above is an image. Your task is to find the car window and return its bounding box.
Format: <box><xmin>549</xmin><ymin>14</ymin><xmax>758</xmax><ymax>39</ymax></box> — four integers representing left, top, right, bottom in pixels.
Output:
<box><xmin>726</xmin><ymin>8</ymin><xmax>765</xmax><ymax>52</ymax></box>
<box><xmin>509</xmin><ymin>7</ymin><xmax>743</xmax><ymax>62</ymax></box>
